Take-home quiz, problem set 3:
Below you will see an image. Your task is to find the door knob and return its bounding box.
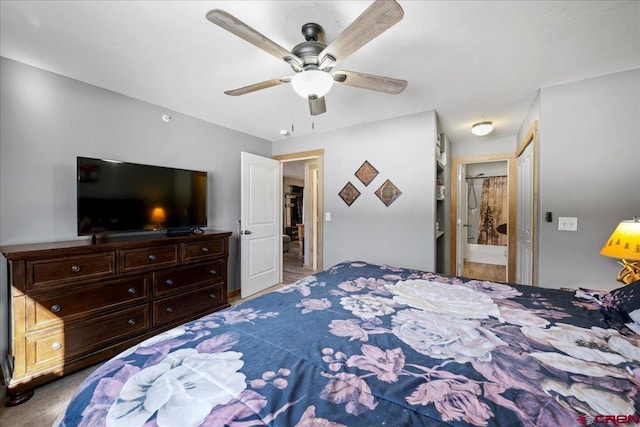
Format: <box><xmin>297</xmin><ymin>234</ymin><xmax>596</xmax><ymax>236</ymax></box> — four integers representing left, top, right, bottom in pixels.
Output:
<box><xmin>241</xmin><ymin>230</ymin><xmax>252</xmax><ymax>235</ymax></box>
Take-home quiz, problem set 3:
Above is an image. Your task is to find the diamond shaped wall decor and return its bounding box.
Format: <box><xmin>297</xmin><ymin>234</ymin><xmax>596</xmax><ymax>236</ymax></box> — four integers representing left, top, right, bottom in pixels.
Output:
<box><xmin>354</xmin><ymin>160</ymin><xmax>379</xmax><ymax>186</ymax></box>
<box><xmin>338</xmin><ymin>181</ymin><xmax>361</xmax><ymax>206</ymax></box>
<box><xmin>375</xmin><ymin>179</ymin><xmax>402</xmax><ymax>207</ymax></box>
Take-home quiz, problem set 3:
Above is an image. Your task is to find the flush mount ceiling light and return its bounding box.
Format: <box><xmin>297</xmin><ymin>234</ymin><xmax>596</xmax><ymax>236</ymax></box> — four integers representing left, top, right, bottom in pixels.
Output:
<box><xmin>471</xmin><ymin>121</ymin><xmax>493</xmax><ymax>136</ymax></box>
<box><xmin>291</xmin><ymin>70</ymin><xmax>334</xmax><ymax>99</ymax></box>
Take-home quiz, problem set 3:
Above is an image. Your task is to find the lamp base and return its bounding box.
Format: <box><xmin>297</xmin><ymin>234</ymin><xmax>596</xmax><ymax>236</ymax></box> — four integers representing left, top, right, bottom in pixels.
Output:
<box><xmin>617</xmin><ymin>259</ymin><xmax>640</xmax><ymax>284</ymax></box>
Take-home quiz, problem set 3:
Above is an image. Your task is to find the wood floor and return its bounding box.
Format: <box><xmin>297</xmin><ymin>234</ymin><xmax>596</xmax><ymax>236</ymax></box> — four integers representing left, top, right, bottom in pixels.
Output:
<box><xmin>463</xmin><ymin>260</ymin><xmax>507</xmax><ymax>282</ymax></box>
<box><xmin>228</xmin><ymin>244</ymin><xmax>312</xmax><ymax>305</ymax></box>
<box><xmin>282</xmin><ymin>243</ymin><xmax>310</xmax><ymax>284</ymax></box>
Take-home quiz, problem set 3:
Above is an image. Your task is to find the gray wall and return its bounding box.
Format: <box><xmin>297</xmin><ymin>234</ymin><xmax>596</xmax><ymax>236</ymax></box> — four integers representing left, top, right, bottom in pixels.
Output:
<box><xmin>0</xmin><ymin>57</ymin><xmax>272</xmax><ymax>375</ymax></box>
<box><xmin>517</xmin><ymin>92</ymin><xmax>540</xmax><ymax>149</ymax></box>
<box><xmin>0</xmin><ymin>57</ymin><xmax>271</xmax><ymax>291</ymax></box>
<box><xmin>274</xmin><ymin>111</ymin><xmax>438</xmax><ymax>271</ymax></box>
<box><xmin>450</xmin><ymin>134</ymin><xmax>516</xmax><ymax>159</ymax></box>
<box><xmin>537</xmin><ymin>69</ymin><xmax>640</xmax><ymax>290</ymax></box>
<box><xmin>1</xmin><ymin>57</ymin><xmax>638</xmax><ymax>373</ymax></box>
<box><xmin>450</xmin><ymin>70</ymin><xmax>639</xmax><ymax>291</ymax></box>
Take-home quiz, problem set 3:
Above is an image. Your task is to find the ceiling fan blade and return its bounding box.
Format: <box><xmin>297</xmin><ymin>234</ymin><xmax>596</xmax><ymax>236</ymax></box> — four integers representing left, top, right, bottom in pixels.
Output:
<box><xmin>225</xmin><ymin>77</ymin><xmax>291</xmax><ymax>96</ymax></box>
<box><xmin>308</xmin><ymin>95</ymin><xmax>327</xmax><ymax>115</ymax></box>
<box><xmin>206</xmin><ymin>9</ymin><xmax>302</xmax><ymax>69</ymax></box>
<box><xmin>319</xmin><ymin>0</ymin><xmax>403</xmax><ymax>65</ymax></box>
<box><xmin>333</xmin><ymin>70</ymin><xmax>407</xmax><ymax>94</ymax></box>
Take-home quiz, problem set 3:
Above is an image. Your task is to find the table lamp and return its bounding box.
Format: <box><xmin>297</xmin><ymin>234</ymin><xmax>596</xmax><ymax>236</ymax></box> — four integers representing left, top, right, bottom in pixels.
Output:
<box><xmin>150</xmin><ymin>207</ymin><xmax>167</xmax><ymax>229</ymax></box>
<box><xmin>600</xmin><ymin>216</ymin><xmax>640</xmax><ymax>284</ymax></box>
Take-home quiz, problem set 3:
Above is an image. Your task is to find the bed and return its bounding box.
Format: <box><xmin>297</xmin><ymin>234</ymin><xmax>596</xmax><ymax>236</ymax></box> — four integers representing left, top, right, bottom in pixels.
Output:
<box><xmin>57</xmin><ymin>261</ymin><xmax>640</xmax><ymax>426</ymax></box>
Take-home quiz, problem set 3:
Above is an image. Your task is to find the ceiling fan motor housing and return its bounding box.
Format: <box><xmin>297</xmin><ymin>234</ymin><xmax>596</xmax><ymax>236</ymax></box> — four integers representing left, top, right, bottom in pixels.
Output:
<box><xmin>302</xmin><ymin>22</ymin><xmax>325</xmax><ymax>43</ymax></box>
<box><xmin>206</xmin><ymin>0</ymin><xmax>406</xmax><ymax>116</ymax></box>
<box><xmin>292</xmin><ymin>23</ymin><xmax>327</xmax><ymax>69</ymax></box>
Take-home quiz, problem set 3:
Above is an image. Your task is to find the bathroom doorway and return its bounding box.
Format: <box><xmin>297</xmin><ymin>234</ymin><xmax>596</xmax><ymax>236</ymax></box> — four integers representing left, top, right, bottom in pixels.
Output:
<box><xmin>451</xmin><ymin>153</ymin><xmax>516</xmax><ymax>283</ymax></box>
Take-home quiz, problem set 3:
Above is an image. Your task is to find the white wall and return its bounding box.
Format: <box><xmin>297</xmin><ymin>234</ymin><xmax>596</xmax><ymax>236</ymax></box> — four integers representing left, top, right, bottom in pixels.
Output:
<box><xmin>274</xmin><ymin>111</ymin><xmax>438</xmax><ymax>271</ymax></box>
<box><xmin>537</xmin><ymin>68</ymin><xmax>640</xmax><ymax>290</ymax></box>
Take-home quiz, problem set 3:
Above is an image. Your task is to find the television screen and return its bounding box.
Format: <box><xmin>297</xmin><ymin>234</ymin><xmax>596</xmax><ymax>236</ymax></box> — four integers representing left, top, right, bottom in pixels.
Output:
<box><xmin>77</xmin><ymin>157</ymin><xmax>207</xmax><ymax>236</ymax></box>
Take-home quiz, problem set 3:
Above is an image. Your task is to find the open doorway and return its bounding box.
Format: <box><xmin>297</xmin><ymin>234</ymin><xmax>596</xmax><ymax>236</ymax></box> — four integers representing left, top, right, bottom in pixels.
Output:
<box><xmin>274</xmin><ymin>149</ymin><xmax>324</xmax><ymax>283</ymax></box>
<box><xmin>282</xmin><ymin>161</ymin><xmax>306</xmax><ymax>282</ymax></box>
<box><xmin>451</xmin><ymin>153</ymin><xmax>516</xmax><ymax>283</ymax></box>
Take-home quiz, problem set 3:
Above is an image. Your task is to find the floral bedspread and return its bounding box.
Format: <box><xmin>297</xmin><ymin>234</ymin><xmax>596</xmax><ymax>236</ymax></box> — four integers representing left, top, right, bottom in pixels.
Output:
<box><xmin>58</xmin><ymin>261</ymin><xmax>640</xmax><ymax>427</ymax></box>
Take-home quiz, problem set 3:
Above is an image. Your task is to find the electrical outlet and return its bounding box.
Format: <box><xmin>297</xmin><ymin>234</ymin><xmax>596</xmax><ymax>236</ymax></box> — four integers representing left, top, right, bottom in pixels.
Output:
<box><xmin>558</xmin><ymin>216</ymin><xmax>578</xmax><ymax>231</ymax></box>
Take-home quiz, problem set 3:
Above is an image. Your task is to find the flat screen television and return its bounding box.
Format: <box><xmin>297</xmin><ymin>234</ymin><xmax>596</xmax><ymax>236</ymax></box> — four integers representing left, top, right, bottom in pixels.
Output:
<box><xmin>77</xmin><ymin>157</ymin><xmax>207</xmax><ymax>236</ymax></box>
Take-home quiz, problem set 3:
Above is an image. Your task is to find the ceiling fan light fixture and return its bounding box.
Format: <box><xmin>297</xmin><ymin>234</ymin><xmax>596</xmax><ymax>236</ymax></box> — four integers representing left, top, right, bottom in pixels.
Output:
<box><xmin>471</xmin><ymin>121</ymin><xmax>494</xmax><ymax>136</ymax></box>
<box><xmin>291</xmin><ymin>70</ymin><xmax>333</xmax><ymax>98</ymax></box>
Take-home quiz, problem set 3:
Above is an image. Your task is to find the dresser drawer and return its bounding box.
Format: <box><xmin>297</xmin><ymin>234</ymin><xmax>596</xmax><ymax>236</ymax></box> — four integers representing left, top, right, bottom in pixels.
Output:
<box><xmin>153</xmin><ymin>284</ymin><xmax>225</xmax><ymax>327</ymax></box>
<box><xmin>25</xmin><ymin>305</ymin><xmax>149</xmax><ymax>373</ymax></box>
<box><xmin>26</xmin><ymin>253</ymin><xmax>116</xmax><ymax>290</ymax></box>
<box><xmin>120</xmin><ymin>245</ymin><xmax>179</xmax><ymax>273</ymax></box>
<box><xmin>153</xmin><ymin>261</ymin><xmax>224</xmax><ymax>297</ymax></box>
<box><xmin>182</xmin><ymin>238</ymin><xmax>225</xmax><ymax>262</ymax></box>
<box><xmin>26</xmin><ymin>276</ymin><xmax>150</xmax><ymax>331</ymax></box>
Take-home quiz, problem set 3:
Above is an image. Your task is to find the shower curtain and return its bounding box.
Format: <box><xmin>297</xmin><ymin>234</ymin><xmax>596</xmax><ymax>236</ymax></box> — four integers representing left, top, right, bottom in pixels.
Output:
<box><xmin>477</xmin><ymin>176</ymin><xmax>508</xmax><ymax>246</ymax></box>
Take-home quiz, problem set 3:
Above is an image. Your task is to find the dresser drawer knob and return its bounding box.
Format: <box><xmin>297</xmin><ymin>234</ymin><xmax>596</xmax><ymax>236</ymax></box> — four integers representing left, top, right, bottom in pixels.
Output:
<box><xmin>165</xmin><ymin>279</ymin><xmax>174</xmax><ymax>286</ymax></box>
<box><xmin>148</xmin><ymin>254</ymin><xmax>157</xmax><ymax>261</ymax></box>
<box><xmin>209</xmin><ymin>293</ymin><xmax>216</xmax><ymax>299</ymax></box>
<box><xmin>127</xmin><ymin>288</ymin><xmax>136</xmax><ymax>295</ymax></box>
<box><xmin>71</xmin><ymin>265</ymin><xmax>81</xmax><ymax>273</ymax></box>
<box><xmin>166</xmin><ymin>306</ymin><xmax>174</xmax><ymax>313</ymax></box>
<box><xmin>50</xmin><ymin>304</ymin><xmax>62</xmax><ymax>313</ymax></box>
<box><xmin>210</xmin><ymin>269</ymin><xmax>217</xmax><ymax>275</ymax></box>
<box><xmin>52</xmin><ymin>342</ymin><xmax>62</xmax><ymax>351</ymax></box>
<box><xmin>201</xmin><ymin>247</ymin><xmax>209</xmax><ymax>253</ymax></box>
<box><xmin>128</xmin><ymin>319</ymin><xmax>136</xmax><ymax>326</ymax></box>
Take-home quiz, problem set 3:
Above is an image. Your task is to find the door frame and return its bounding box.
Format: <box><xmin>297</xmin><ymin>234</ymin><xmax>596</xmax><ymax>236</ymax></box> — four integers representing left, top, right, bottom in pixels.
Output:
<box><xmin>450</xmin><ymin>153</ymin><xmax>517</xmax><ymax>283</ymax></box>
<box><xmin>273</xmin><ymin>149</ymin><xmax>324</xmax><ymax>272</ymax></box>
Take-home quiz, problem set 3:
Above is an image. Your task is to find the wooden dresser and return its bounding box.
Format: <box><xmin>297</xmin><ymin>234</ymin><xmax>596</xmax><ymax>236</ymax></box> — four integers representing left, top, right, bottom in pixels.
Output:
<box><xmin>0</xmin><ymin>230</ymin><xmax>232</xmax><ymax>406</ymax></box>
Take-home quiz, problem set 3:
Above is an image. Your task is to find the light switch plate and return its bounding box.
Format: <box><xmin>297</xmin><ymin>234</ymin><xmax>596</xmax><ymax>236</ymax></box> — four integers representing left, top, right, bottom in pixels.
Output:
<box><xmin>558</xmin><ymin>216</ymin><xmax>578</xmax><ymax>231</ymax></box>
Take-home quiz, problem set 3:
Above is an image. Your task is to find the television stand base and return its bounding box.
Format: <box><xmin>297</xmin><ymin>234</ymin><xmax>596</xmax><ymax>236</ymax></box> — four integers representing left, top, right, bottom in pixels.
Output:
<box><xmin>167</xmin><ymin>228</ymin><xmax>193</xmax><ymax>237</ymax></box>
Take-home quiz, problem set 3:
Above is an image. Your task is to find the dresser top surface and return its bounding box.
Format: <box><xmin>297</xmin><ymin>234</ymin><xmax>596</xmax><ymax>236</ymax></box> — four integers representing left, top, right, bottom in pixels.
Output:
<box><xmin>0</xmin><ymin>230</ymin><xmax>232</xmax><ymax>259</ymax></box>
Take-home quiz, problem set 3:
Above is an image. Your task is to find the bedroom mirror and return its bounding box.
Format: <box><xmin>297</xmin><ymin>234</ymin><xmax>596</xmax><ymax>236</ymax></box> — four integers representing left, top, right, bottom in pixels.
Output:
<box><xmin>451</xmin><ymin>153</ymin><xmax>517</xmax><ymax>283</ymax></box>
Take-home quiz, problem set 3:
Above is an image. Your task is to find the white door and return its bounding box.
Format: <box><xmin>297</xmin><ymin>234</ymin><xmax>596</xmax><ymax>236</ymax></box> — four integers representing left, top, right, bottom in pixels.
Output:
<box><xmin>311</xmin><ymin>166</ymin><xmax>318</xmax><ymax>271</ymax></box>
<box><xmin>517</xmin><ymin>143</ymin><xmax>534</xmax><ymax>285</ymax></box>
<box><xmin>240</xmin><ymin>152</ymin><xmax>281</xmax><ymax>298</ymax></box>
<box><xmin>455</xmin><ymin>164</ymin><xmax>467</xmax><ymax>276</ymax></box>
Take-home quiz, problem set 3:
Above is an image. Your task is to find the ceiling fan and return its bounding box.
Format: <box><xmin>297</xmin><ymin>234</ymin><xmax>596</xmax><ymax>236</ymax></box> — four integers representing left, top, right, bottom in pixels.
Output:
<box><xmin>205</xmin><ymin>0</ymin><xmax>407</xmax><ymax>116</ymax></box>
